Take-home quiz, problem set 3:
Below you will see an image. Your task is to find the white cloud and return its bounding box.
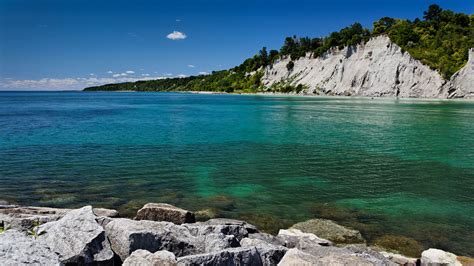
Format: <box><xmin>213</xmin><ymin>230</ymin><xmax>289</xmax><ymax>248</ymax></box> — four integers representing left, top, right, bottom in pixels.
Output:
<box><xmin>112</xmin><ymin>74</ymin><xmax>121</xmax><ymax>77</ymax></box>
<box><xmin>166</xmin><ymin>31</ymin><xmax>187</xmax><ymax>40</ymax></box>
<box><xmin>164</xmin><ymin>73</ymin><xmax>173</xmax><ymax>76</ymax></box>
<box><xmin>177</xmin><ymin>74</ymin><xmax>187</xmax><ymax>78</ymax></box>
<box><xmin>120</xmin><ymin>73</ymin><xmax>128</xmax><ymax>76</ymax></box>
<box><xmin>187</xmin><ymin>64</ymin><xmax>195</xmax><ymax>68</ymax></box>
<box><xmin>198</xmin><ymin>71</ymin><xmax>209</xmax><ymax>75</ymax></box>
<box><xmin>89</xmin><ymin>73</ymin><xmax>95</xmax><ymax>76</ymax></box>
<box><xmin>107</xmin><ymin>70</ymin><xmax>113</xmax><ymax>74</ymax></box>
<box><xmin>176</xmin><ymin>19</ymin><xmax>181</xmax><ymax>22</ymax></box>
<box><xmin>126</xmin><ymin>70</ymin><xmax>135</xmax><ymax>74</ymax></box>
<box><xmin>141</xmin><ymin>73</ymin><xmax>150</xmax><ymax>77</ymax></box>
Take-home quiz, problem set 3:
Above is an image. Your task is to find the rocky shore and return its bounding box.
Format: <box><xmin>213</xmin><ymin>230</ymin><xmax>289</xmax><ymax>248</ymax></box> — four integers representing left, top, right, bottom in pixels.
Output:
<box><xmin>0</xmin><ymin>202</ymin><xmax>471</xmax><ymax>265</ymax></box>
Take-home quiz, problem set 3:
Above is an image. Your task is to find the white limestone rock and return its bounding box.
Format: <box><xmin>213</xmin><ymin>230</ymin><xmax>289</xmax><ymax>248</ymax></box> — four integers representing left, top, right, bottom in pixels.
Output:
<box><xmin>421</xmin><ymin>248</ymin><xmax>462</xmax><ymax>266</ymax></box>
<box><xmin>262</xmin><ymin>35</ymin><xmax>460</xmax><ymax>98</ymax></box>
<box><xmin>445</xmin><ymin>48</ymin><xmax>474</xmax><ymax>99</ymax></box>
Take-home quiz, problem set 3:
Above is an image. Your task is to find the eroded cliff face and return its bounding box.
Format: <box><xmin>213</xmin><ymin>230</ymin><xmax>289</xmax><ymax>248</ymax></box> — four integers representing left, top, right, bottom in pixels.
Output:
<box><xmin>445</xmin><ymin>48</ymin><xmax>474</xmax><ymax>99</ymax></box>
<box><xmin>262</xmin><ymin>35</ymin><xmax>472</xmax><ymax>98</ymax></box>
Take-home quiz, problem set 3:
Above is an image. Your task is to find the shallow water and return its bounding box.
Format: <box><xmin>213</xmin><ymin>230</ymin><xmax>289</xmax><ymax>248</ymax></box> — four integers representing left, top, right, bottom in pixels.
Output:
<box><xmin>1</xmin><ymin>92</ymin><xmax>473</xmax><ymax>255</ymax></box>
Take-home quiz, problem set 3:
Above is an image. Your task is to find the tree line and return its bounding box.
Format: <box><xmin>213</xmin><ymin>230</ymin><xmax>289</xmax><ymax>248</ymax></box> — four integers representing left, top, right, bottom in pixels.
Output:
<box><xmin>85</xmin><ymin>5</ymin><xmax>473</xmax><ymax>92</ymax></box>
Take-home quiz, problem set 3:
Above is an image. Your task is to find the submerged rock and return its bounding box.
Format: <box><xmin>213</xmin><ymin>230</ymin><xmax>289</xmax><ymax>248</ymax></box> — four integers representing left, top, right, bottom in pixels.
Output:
<box><xmin>176</xmin><ymin>247</ymin><xmax>262</xmax><ymax>266</ymax></box>
<box><xmin>203</xmin><ymin>195</ymin><xmax>237</xmax><ymax>211</ymax></box>
<box><xmin>238</xmin><ymin>212</ymin><xmax>292</xmax><ymax>235</ymax></box>
<box><xmin>290</xmin><ymin>218</ymin><xmax>365</xmax><ymax>244</ymax></box>
<box><xmin>373</xmin><ymin>234</ymin><xmax>423</xmax><ymax>258</ymax></box>
<box><xmin>123</xmin><ymin>249</ymin><xmax>177</xmax><ymax>266</ymax></box>
<box><xmin>457</xmin><ymin>256</ymin><xmax>474</xmax><ymax>266</ymax></box>
<box><xmin>36</xmin><ymin>206</ymin><xmax>114</xmax><ymax>264</ymax></box>
<box><xmin>240</xmin><ymin>237</ymin><xmax>288</xmax><ymax>265</ymax></box>
<box><xmin>0</xmin><ymin>229</ymin><xmax>61</xmax><ymax>265</ymax></box>
<box><xmin>135</xmin><ymin>203</ymin><xmax>195</xmax><ymax>224</ymax></box>
<box><xmin>421</xmin><ymin>248</ymin><xmax>462</xmax><ymax>266</ymax></box>
<box><xmin>195</xmin><ymin>208</ymin><xmax>219</xmax><ymax>221</ymax></box>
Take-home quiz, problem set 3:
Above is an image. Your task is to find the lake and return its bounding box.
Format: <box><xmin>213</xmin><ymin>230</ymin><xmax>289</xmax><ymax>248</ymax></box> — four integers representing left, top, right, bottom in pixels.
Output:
<box><xmin>1</xmin><ymin>91</ymin><xmax>473</xmax><ymax>256</ymax></box>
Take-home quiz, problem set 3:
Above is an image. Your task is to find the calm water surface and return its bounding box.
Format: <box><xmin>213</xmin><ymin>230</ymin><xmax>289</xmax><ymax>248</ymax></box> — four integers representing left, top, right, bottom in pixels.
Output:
<box><xmin>1</xmin><ymin>92</ymin><xmax>473</xmax><ymax>255</ymax></box>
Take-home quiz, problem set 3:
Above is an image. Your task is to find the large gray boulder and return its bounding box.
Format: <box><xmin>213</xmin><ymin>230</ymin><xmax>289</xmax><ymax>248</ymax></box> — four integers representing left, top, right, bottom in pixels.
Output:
<box><xmin>184</xmin><ymin>218</ymin><xmax>258</xmax><ymax>241</ymax></box>
<box><xmin>278</xmin><ymin>247</ymin><xmax>396</xmax><ymax>266</ymax></box>
<box><xmin>277</xmin><ymin>248</ymin><xmax>321</xmax><ymax>266</ymax></box>
<box><xmin>105</xmin><ymin>218</ymin><xmax>239</xmax><ymax>262</ymax></box>
<box><xmin>0</xmin><ymin>229</ymin><xmax>61</xmax><ymax>265</ymax></box>
<box><xmin>201</xmin><ymin>233</ymin><xmax>240</xmax><ymax>253</ymax></box>
<box><xmin>177</xmin><ymin>247</ymin><xmax>262</xmax><ymax>266</ymax></box>
<box><xmin>277</xmin><ymin>229</ymin><xmax>332</xmax><ymax>249</ymax></box>
<box><xmin>36</xmin><ymin>206</ymin><xmax>114</xmax><ymax>264</ymax></box>
<box><xmin>123</xmin><ymin>249</ymin><xmax>177</xmax><ymax>266</ymax></box>
<box><xmin>420</xmin><ymin>248</ymin><xmax>462</xmax><ymax>266</ymax></box>
<box><xmin>290</xmin><ymin>219</ymin><xmax>365</xmax><ymax>244</ymax></box>
<box><xmin>106</xmin><ymin>218</ymin><xmax>199</xmax><ymax>261</ymax></box>
<box><xmin>135</xmin><ymin>203</ymin><xmax>195</xmax><ymax>224</ymax></box>
<box><xmin>240</xmin><ymin>237</ymin><xmax>287</xmax><ymax>265</ymax></box>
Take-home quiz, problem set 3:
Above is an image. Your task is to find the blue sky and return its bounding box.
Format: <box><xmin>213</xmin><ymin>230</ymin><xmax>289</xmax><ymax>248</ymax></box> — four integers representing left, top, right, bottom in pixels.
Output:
<box><xmin>0</xmin><ymin>0</ymin><xmax>472</xmax><ymax>90</ymax></box>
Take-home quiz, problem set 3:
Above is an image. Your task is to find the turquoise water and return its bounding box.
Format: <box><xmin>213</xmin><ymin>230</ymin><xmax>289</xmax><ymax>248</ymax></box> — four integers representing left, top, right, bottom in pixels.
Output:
<box><xmin>1</xmin><ymin>92</ymin><xmax>473</xmax><ymax>255</ymax></box>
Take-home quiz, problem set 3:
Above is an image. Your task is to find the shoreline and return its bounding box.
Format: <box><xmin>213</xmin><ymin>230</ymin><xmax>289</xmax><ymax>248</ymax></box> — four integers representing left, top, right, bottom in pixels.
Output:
<box><xmin>77</xmin><ymin>89</ymin><xmax>474</xmax><ymax>101</ymax></box>
<box><xmin>1</xmin><ymin>201</ymin><xmax>473</xmax><ymax>265</ymax></box>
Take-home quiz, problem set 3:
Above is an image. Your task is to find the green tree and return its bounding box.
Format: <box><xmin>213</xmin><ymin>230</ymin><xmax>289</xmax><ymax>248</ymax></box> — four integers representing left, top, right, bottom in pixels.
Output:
<box><xmin>373</xmin><ymin>17</ymin><xmax>396</xmax><ymax>34</ymax></box>
<box><xmin>424</xmin><ymin>4</ymin><xmax>443</xmax><ymax>22</ymax></box>
<box><xmin>259</xmin><ymin>47</ymin><xmax>268</xmax><ymax>66</ymax></box>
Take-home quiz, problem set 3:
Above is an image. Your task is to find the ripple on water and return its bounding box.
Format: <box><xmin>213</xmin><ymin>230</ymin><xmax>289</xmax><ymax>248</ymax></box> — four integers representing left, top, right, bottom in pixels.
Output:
<box><xmin>0</xmin><ymin>92</ymin><xmax>473</xmax><ymax>256</ymax></box>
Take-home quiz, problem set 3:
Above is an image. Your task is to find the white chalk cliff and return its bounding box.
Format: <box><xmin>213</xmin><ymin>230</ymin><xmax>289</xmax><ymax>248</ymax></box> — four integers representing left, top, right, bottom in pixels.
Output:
<box><xmin>261</xmin><ymin>35</ymin><xmax>473</xmax><ymax>98</ymax></box>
